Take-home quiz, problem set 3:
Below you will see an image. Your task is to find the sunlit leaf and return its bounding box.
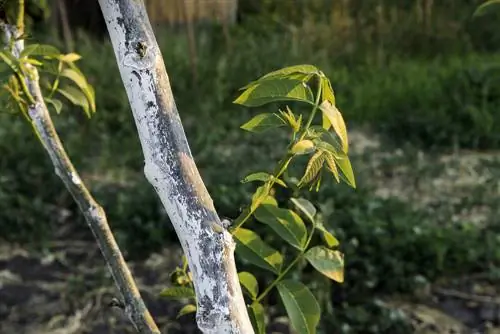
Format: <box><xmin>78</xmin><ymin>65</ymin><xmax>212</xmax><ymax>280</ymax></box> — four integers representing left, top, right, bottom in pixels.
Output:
<box><xmin>45</xmin><ymin>97</ymin><xmax>62</xmax><ymax>114</ymax></box>
<box><xmin>254</xmin><ymin>205</ymin><xmax>307</xmax><ymax>250</ymax></box>
<box><xmin>320</xmin><ymin>76</ymin><xmax>335</xmax><ymax>105</ymax></box>
<box><xmin>315</xmin><ymin>222</ymin><xmax>340</xmax><ymax>248</ymax></box>
<box><xmin>260</xmin><ymin>64</ymin><xmax>319</xmax><ymax>80</ymax></box>
<box><xmin>57</xmin><ymin>86</ymin><xmax>90</xmax><ymax>117</ymax></box>
<box><xmin>277</xmin><ymin>280</ymin><xmax>321</xmax><ymax>334</ymax></box>
<box><xmin>299</xmin><ymin>150</ymin><xmax>325</xmax><ymax>187</ymax></box>
<box><xmin>291</xmin><ymin>139</ymin><xmax>315</xmax><ymax>155</ymax></box>
<box><xmin>160</xmin><ymin>286</ymin><xmax>195</xmax><ymax>300</ymax></box>
<box><xmin>234</xmin><ymin>78</ymin><xmax>315</xmax><ymax>107</ymax></box>
<box><xmin>248</xmin><ymin>302</ymin><xmax>266</xmax><ymax>334</ymax></box>
<box><xmin>60</xmin><ymin>68</ymin><xmax>95</xmax><ymax>113</ymax></box>
<box><xmin>234</xmin><ymin>228</ymin><xmax>283</xmax><ymax>274</ymax></box>
<box><xmin>241</xmin><ymin>113</ymin><xmax>285</xmax><ymax>132</ymax></box>
<box><xmin>251</xmin><ymin>185</ymin><xmax>269</xmax><ymax>212</ymax></box>
<box><xmin>305</xmin><ymin>246</ymin><xmax>344</xmax><ymax>283</ymax></box>
<box><xmin>242</xmin><ymin>172</ymin><xmax>287</xmax><ymax>188</ymax></box>
<box><xmin>59</xmin><ymin>53</ymin><xmax>82</xmax><ymax>63</ymax></box>
<box><xmin>324</xmin><ymin>152</ymin><xmax>340</xmax><ymax>183</ymax></box>
<box><xmin>335</xmin><ymin>155</ymin><xmax>356</xmax><ymax>188</ymax></box>
<box><xmin>0</xmin><ymin>51</ymin><xmax>21</xmax><ymax>74</ymax></box>
<box><xmin>176</xmin><ymin>304</ymin><xmax>197</xmax><ymax>318</ymax></box>
<box><xmin>290</xmin><ymin>198</ymin><xmax>316</xmax><ymax>223</ymax></box>
<box><xmin>238</xmin><ymin>272</ymin><xmax>259</xmax><ymax>299</ymax></box>
<box><xmin>320</xmin><ymin>101</ymin><xmax>348</xmax><ymax>153</ymax></box>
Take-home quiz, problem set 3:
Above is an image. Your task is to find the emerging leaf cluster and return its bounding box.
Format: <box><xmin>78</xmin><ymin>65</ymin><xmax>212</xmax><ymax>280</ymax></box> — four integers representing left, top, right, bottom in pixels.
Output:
<box><xmin>0</xmin><ymin>41</ymin><xmax>95</xmax><ymax>119</ymax></box>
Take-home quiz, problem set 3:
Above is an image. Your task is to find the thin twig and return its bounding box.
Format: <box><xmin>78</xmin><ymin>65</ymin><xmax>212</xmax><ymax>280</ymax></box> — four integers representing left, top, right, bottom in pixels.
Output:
<box><xmin>1</xmin><ymin>23</ymin><xmax>160</xmax><ymax>334</ymax></box>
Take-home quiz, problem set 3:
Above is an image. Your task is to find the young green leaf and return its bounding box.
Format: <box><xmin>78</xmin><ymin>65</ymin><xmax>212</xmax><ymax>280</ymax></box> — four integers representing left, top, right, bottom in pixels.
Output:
<box><xmin>248</xmin><ymin>302</ymin><xmax>266</xmax><ymax>334</ymax></box>
<box><xmin>290</xmin><ymin>198</ymin><xmax>316</xmax><ymax>223</ymax></box>
<box><xmin>254</xmin><ymin>204</ymin><xmax>307</xmax><ymax>250</ymax></box>
<box><xmin>45</xmin><ymin>97</ymin><xmax>63</xmax><ymax>114</ymax></box>
<box><xmin>474</xmin><ymin>0</ymin><xmax>500</xmax><ymax>17</ymax></box>
<box><xmin>242</xmin><ymin>172</ymin><xmax>272</xmax><ymax>183</ymax></box>
<box><xmin>0</xmin><ymin>51</ymin><xmax>21</xmax><ymax>74</ymax></box>
<box><xmin>335</xmin><ymin>155</ymin><xmax>356</xmax><ymax>188</ymax></box>
<box><xmin>277</xmin><ymin>280</ymin><xmax>321</xmax><ymax>334</ymax></box>
<box><xmin>319</xmin><ymin>101</ymin><xmax>348</xmax><ymax>153</ymax></box>
<box><xmin>59</xmin><ymin>53</ymin><xmax>82</xmax><ymax>63</ymax></box>
<box><xmin>20</xmin><ymin>44</ymin><xmax>60</xmax><ymax>58</ymax></box>
<box><xmin>291</xmin><ymin>140</ymin><xmax>315</xmax><ymax>155</ymax></box>
<box><xmin>57</xmin><ymin>86</ymin><xmax>91</xmax><ymax>118</ymax></box>
<box><xmin>279</xmin><ymin>106</ymin><xmax>301</xmax><ymax>133</ymax></box>
<box><xmin>240</xmin><ymin>113</ymin><xmax>285</xmax><ymax>133</ymax></box>
<box><xmin>234</xmin><ymin>228</ymin><xmax>283</xmax><ymax>274</ymax></box>
<box><xmin>60</xmin><ymin>68</ymin><xmax>96</xmax><ymax>113</ymax></box>
<box><xmin>305</xmin><ymin>246</ymin><xmax>344</xmax><ymax>283</ymax></box>
<box><xmin>160</xmin><ymin>286</ymin><xmax>195</xmax><ymax>300</ymax></box>
<box><xmin>316</xmin><ymin>222</ymin><xmax>340</xmax><ymax>248</ymax></box>
<box><xmin>320</xmin><ymin>76</ymin><xmax>335</xmax><ymax>105</ymax></box>
<box><xmin>234</xmin><ymin>78</ymin><xmax>315</xmax><ymax>107</ymax></box>
<box><xmin>299</xmin><ymin>151</ymin><xmax>325</xmax><ymax>187</ymax></box>
<box><xmin>176</xmin><ymin>304</ymin><xmax>197</xmax><ymax>319</ymax></box>
<box><xmin>324</xmin><ymin>152</ymin><xmax>340</xmax><ymax>183</ymax></box>
<box><xmin>251</xmin><ymin>185</ymin><xmax>269</xmax><ymax>212</ymax></box>
<box><xmin>260</xmin><ymin>64</ymin><xmax>319</xmax><ymax>80</ymax></box>
<box><xmin>238</xmin><ymin>272</ymin><xmax>259</xmax><ymax>299</ymax></box>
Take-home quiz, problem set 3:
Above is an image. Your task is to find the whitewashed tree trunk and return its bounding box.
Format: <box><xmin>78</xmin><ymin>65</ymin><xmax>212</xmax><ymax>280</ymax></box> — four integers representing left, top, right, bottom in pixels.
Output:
<box><xmin>97</xmin><ymin>1</ymin><xmax>254</xmax><ymax>333</ymax></box>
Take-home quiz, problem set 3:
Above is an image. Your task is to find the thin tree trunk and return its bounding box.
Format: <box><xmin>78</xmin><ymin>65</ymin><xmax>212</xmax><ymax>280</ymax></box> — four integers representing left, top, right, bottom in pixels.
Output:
<box><xmin>97</xmin><ymin>1</ymin><xmax>254</xmax><ymax>333</ymax></box>
<box><xmin>56</xmin><ymin>0</ymin><xmax>74</xmax><ymax>51</ymax></box>
<box><xmin>1</xmin><ymin>22</ymin><xmax>160</xmax><ymax>334</ymax></box>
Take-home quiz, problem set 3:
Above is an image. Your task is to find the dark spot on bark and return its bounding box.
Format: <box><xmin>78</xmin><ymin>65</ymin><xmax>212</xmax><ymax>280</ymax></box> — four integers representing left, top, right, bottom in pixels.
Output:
<box><xmin>132</xmin><ymin>70</ymin><xmax>141</xmax><ymax>84</ymax></box>
<box><xmin>146</xmin><ymin>101</ymin><xmax>155</xmax><ymax>110</ymax></box>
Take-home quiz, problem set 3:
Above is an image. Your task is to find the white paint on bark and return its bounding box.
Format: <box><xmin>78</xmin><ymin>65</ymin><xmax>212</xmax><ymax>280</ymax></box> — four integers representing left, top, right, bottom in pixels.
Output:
<box><xmin>98</xmin><ymin>1</ymin><xmax>254</xmax><ymax>333</ymax></box>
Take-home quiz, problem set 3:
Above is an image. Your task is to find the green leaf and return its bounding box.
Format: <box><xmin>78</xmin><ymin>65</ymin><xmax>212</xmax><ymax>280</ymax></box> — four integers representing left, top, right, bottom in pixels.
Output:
<box><xmin>324</xmin><ymin>152</ymin><xmax>340</xmax><ymax>183</ymax></box>
<box><xmin>305</xmin><ymin>246</ymin><xmax>344</xmax><ymax>283</ymax></box>
<box><xmin>251</xmin><ymin>185</ymin><xmax>269</xmax><ymax>212</ymax></box>
<box><xmin>474</xmin><ymin>0</ymin><xmax>500</xmax><ymax>16</ymax></box>
<box><xmin>320</xmin><ymin>76</ymin><xmax>335</xmax><ymax>105</ymax></box>
<box><xmin>299</xmin><ymin>151</ymin><xmax>325</xmax><ymax>187</ymax></box>
<box><xmin>57</xmin><ymin>86</ymin><xmax>90</xmax><ymax>117</ymax></box>
<box><xmin>60</xmin><ymin>68</ymin><xmax>96</xmax><ymax>113</ymax></box>
<box><xmin>241</xmin><ymin>113</ymin><xmax>285</xmax><ymax>133</ymax></box>
<box><xmin>277</xmin><ymin>280</ymin><xmax>321</xmax><ymax>334</ymax></box>
<box><xmin>279</xmin><ymin>106</ymin><xmax>301</xmax><ymax>133</ymax></box>
<box><xmin>320</xmin><ymin>101</ymin><xmax>348</xmax><ymax>154</ymax></box>
<box><xmin>20</xmin><ymin>44</ymin><xmax>60</xmax><ymax>58</ymax></box>
<box><xmin>177</xmin><ymin>304</ymin><xmax>197</xmax><ymax>319</ymax></box>
<box><xmin>242</xmin><ymin>172</ymin><xmax>287</xmax><ymax>188</ymax></box>
<box><xmin>290</xmin><ymin>198</ymin><xmax>316</xmax><ymax>223</ymax></box>
<box><xmin>335</xmin><ymin>155</ymin><xmax>356</xmax><ymax>188</ymax></box>
<box><xmin>316</xmin><ymin>223</ymin><xmax>340</xmax><ymax>248</ymax></box>
<box><xmin>291</xmin><ymin>139</ymin><xmax>315</xmax><ymax>155</ymax></box>
<box><xmin>234</xmin><ymin>228</ymin><xmax>283</xmax><ymax>274</ymax></box>
<box><xmin>234</xmin><ymin>78</ymin><xmax>315</xmax><ymax>107</ymax></box>
<box><xmin>248</xmin><ymin>302</ymin><xmax>266</xmax><ymax>334</ymax></box>
<box><xmin>160</xmin><ymin>286</ymin><xmax>195</xmax><ymax>300</ymax></box>
<box><xmin>238</xmin><ymin>272</ymin><xmax>259</xmax><ymax>299</ymax></box>
<box><xmin>45</xmin><ymin>97</ymin><xmax>62</xmax><ymax>114</ymax></box>
<box><xmin>254</xmin><ymin>205</ymin><xmax>307</xmax><ymax>250</ymax></box>
<box><xmin>260</xmin><ymin>64</ymin><xmax>319</xmax><ymax>80</ymax></box>
<box><xmin>59</xmin><ymin>53</ymin><xmax>82</xmax><ymax>63</ymax></box>
<box><xmin>0</xmin><ymin>51</ymin><xmax>21</xmax><ymax>74</ymax></box>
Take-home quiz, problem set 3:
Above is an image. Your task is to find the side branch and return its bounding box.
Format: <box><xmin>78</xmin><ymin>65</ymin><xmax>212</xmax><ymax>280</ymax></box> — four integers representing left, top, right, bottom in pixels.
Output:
<box><xmin>1</xmin><ymin>23</ymin><xmax>160</xmax><ymax>334</ymax></box>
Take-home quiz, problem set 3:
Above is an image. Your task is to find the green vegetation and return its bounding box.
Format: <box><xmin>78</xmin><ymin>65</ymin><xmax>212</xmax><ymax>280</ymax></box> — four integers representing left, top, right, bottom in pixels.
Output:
<box><xmin>1</xmin><ymin>1</ymin><xmax>500</xmax><ymax>332</ymax></box>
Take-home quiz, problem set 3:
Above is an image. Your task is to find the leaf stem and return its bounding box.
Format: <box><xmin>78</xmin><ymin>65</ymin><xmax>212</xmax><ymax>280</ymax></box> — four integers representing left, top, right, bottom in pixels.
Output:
<box><xmin>255</xmin><ymin>224</ymin><xmax>316</xmax><ymax>303</ymax></box>
<box><xmin>231</xmin><ymin>75</ymin><xmax>324</xmax><ymax>233</ymax></box>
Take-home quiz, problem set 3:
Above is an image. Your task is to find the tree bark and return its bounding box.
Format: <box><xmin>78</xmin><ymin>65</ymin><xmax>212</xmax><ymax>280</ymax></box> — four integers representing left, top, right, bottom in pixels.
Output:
<box><xmin>97</xmin><ymin>1</ymin><xmax>254</xmax><ymax>333</ymax></box>
<box><xmin>1</xmin><ymin>22</ymin><xmax>160</xmax><ymax>334</ymax></box>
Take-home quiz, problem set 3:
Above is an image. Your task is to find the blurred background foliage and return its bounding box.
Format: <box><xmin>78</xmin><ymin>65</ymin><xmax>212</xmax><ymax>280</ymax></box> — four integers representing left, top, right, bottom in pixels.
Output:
<box><xmin>1</xmin><ymin>0</ymin><xmax>500</xmax><ymax>332</ymax></box>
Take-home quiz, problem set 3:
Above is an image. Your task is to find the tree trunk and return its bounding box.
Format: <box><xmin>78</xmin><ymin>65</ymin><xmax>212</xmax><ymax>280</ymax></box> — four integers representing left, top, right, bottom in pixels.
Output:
<box><xmin>97</xmin><ymin>1</ymin><xmax>254</xmax><ymax>333</ymax></box>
